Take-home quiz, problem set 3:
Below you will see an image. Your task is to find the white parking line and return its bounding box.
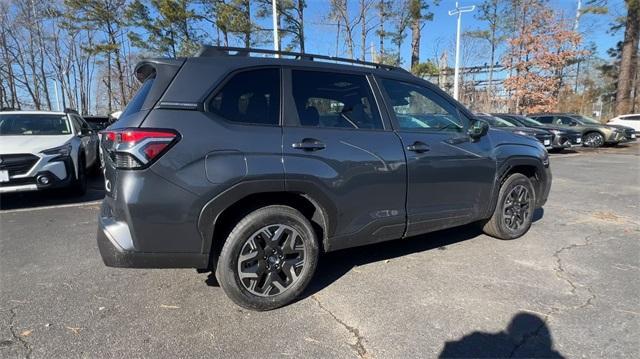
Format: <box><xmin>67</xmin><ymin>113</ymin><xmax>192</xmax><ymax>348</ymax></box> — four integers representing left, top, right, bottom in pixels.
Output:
<box><xmin>0</xmin><ymin>200</ymin><xmax>103</xmax><ymax>214</ymax></box>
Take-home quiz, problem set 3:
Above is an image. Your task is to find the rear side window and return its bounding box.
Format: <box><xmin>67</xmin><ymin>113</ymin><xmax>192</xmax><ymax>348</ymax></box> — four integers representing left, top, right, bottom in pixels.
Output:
<box><xmin>557</xmin><ymin>116</ymin><xmax>574</xmax><ymax>125</ymax></box>
<box><xmin>291</xmin><ymin>70</ymin><xmax>383</xmax><ymax>130</ymax></box>
<box><xmin>535</xmin><ymin>116</ymin><xmax>553</xmax><ymax>123</ymax></box>
<box><xmin>209</xmin><ymin>69</ymin><xmax>280</xmax><ymax>126</ymax></box>
<box><xmin>624</xmin><ymin>115</ymin><xmax>640</xmax><ymax>121</ymax></box>
<box><xmin>121</xmin><ymin>77</ymin><xmax>155</xmax><ymax>118</ymax></box>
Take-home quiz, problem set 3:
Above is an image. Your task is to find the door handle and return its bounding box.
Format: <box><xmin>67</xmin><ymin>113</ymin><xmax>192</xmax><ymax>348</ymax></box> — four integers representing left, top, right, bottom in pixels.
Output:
<box><xmin>292</xmin><ymin>138</ymin><xmax>326</xmax><ymax>151</ymax></box>
<box><xmin>406</xmin><ymin>141</ymin><xmax>430</xmax><ymax>153</ymax></box>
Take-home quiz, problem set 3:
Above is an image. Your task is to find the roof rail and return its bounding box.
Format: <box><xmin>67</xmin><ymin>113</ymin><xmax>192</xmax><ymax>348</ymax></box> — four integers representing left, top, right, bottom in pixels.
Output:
<box><xmin>195</xmin><ymin>46</ymin><xmax>404</xmax><ymax>72</ymax></box>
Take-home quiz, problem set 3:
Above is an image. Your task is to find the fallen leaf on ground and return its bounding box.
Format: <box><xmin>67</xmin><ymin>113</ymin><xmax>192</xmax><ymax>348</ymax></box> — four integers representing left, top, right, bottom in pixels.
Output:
<box><xmin>160</xmin><ymin>304</ymin><xmax>180</xmax><ymax>309</ymax></box>
<box><xmin>20</xmin><ymin>330</ymin><xmax>32</xmax><ymax>337</ymax></box>
<box><xmin>98</xmin><ymin>307</ymin><xmax>105</xmax><ymax>311</ymax></box>
<box><xmin>66</xmin><ymin>327</ymin><xmax>82</xmax><ymax>334</ymax></box>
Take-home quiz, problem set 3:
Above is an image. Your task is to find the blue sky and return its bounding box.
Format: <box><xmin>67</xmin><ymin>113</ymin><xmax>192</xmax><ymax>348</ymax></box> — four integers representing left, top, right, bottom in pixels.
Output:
<box><xmin>239</xmin><ymin>0</ymin><xmax>626</xmax><ymax>69</ymax></box>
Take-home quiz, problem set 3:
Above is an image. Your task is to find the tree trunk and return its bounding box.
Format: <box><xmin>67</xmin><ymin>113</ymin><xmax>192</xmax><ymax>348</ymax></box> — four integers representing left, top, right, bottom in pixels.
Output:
<box><xmin>410</xmin><ymin>9</ymin><xmax>420</xmax><ymax>69</ymax></box>
<box><xmin>106</xmin><ymin>52</ymin><xmax>113</xmax><ymax>114</ymax></box>
<box><xmin>378</xmin><ymin>0</ymin><xmax>384</xmax><ymax>56</ymax></box>
<box><xmin>244</xmin><ymin>0</ymin><xmax>251</xmax><ymax>48</ymax></box>
<box><xmin>360</xmin><ymin>0</ymin><xmax>366</xmax><ymax>61</ymax></box>
<box><xmin>298</xmin><ymin>0</ymin><xmax>305</xmax><ymax>53</ymax></box>
<box><xmin>616</xmin><ymin>0</ymin><xmax>640</xmax><ymax>115</ymax></box>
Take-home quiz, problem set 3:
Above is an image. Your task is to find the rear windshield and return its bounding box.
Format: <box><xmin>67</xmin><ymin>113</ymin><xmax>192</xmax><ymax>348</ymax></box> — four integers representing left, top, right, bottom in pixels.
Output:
<box><xmin>120</xmin><ymin>77</ymin><xmax>155</xmax><ymax>118</ymax></box>
<box><xmin>0</xmin><ymin>114</ymin><xmax>72</xmax><ymax>136</ymax></box>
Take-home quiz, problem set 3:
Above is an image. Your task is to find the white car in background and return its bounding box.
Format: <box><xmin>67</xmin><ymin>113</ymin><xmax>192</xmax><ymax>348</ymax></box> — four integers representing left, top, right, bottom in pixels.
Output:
<box><xmin>608</xmin><ymin>114</ymin><xmax>640</xmax><ymax>132</ymax></box>
<box><xmin>0</xmin><ymin>110</ymin><xmax>99</xmax><ymax>195</ymax></box>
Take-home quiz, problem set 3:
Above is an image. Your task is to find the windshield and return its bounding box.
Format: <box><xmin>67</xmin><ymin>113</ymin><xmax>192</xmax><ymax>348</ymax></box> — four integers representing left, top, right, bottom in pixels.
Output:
<box><xmin>519</xmin><ymin>116</ymin><xmax>544</xmax><ymax>126</ymax></box>
<box><xmin>574</xmin><ymin>115</ymin><xmax>600</xmax><ymax>124</ymax></box>
<box><xmin>0</xmin><ymin>114</ymin><xmax>72</xmax><ymax>136</ymax></box>
<box><xmin>477</xmin><ymin>115</ymin><xmax>515</xmax><ymax>127</ymax></box>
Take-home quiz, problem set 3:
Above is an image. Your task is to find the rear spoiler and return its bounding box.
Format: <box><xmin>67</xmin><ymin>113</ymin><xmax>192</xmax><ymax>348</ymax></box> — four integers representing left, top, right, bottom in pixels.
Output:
<box><xmin>134</xmin><ymin>58</ymin><xmax>185</xmax><ymax>83</ymax></box>
<box><xmin>132</xmin><ymin>58</ymin><xmax>186</xmax><ymax>114</ymax></box>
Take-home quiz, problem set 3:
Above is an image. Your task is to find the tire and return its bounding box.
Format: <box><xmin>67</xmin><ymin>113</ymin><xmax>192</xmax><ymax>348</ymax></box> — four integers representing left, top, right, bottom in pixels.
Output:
<box><xmin>583</xmin><ymin>132</ymin><xmax>604</xmax><ymax>148</ymax></box>
<box><xmin>70</xmin><ymin>155</ymin><xmax>87</xmax><ymax>196</ymax></box>
<box><xmin>482</xmin><ymin>173</ymin><xmax>536</xmax><ymax>240</ymax></box>
<box><xmin>88</xmin><ymin>145</ymin><xmax>101</xmax><ymax>177</ymax></box>
<box><xmin>215</xmin><ymin>205</ymin><xmax>319</xmax><ymax>311</ymax></box>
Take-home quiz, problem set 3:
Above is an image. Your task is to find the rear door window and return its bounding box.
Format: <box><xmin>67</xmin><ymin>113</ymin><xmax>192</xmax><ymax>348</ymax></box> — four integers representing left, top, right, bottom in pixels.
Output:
<box><xmin>208</xmin><ymin>69</ymin><xmax>280</xmax><ymax>126</ymax></box>
<box><xmin>291</xmin><ymin>70</ymin><xmax>383</xmax><ymax>130</ymax></box>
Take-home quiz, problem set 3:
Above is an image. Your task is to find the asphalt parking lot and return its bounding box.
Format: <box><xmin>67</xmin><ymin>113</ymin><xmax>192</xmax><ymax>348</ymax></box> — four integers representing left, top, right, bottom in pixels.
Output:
<box><xmin>1</xmin><ymin>144</ymin><xmax>639</xmax><ymax>358</ymax></box>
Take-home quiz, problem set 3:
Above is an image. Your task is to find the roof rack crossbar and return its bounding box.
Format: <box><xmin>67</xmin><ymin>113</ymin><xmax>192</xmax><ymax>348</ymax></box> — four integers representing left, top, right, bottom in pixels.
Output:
<box><xmin>196</xmin><ymin>46</ymin><xmax>403</xmax><ymax>71</ymax></box>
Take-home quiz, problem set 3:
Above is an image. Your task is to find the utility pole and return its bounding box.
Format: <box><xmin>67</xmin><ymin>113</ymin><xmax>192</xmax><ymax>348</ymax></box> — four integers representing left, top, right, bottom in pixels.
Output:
<box><xmin>272</xmin><ymin>0</ymin><xmax>280</xmax><ymax>57</ymax></box>
<box><xmin>448</xmin><ymin>2</ymin><xmax>475</xmax><ymax>101</ymax></box>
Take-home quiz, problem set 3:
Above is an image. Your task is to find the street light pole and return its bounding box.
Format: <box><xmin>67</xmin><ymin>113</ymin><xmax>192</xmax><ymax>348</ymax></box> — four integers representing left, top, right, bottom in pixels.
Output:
<box><xmin>448</xmin><ymin>2</ymin><xmax>475</xmax><ymax>101</ymax></box>
<box><xmin>272</xmin><ymin>0</ymin><xmax>280</xmax><ymax>58</ymax></box>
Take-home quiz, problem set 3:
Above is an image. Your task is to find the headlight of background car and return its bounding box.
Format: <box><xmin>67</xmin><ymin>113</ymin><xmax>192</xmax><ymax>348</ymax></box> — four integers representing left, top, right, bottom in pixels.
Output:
<box><xmin>41</xmin><ymin>143</ymin><xmax>72</xmax><ymax>157</ymax></box>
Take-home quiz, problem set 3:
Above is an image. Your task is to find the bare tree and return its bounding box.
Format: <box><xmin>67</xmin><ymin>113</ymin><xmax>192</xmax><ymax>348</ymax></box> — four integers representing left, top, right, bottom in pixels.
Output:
<box><xmin>330</xmin><ymin>0</ymin><xmax>361</xmax><ymax>59</ymax></box>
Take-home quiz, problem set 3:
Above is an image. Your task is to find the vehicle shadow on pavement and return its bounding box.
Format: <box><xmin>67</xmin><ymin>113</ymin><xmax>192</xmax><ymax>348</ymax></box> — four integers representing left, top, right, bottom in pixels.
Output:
<box><xmin>204</xmin><ymin>209</ymin><xmax>545</xmax><ymax>292</ymax></box>
<box><xmin>0</xmin><ymin>174</ymin><xmax>105</xmax><ymax>210</ymax></box>
<box><xmin>299</xmin><ymin>208</ymin><xmax>544</xmax><ymax>300</ymax></box>
<box><xmin>439</xmin><ymin>312</ymin><xmax>564</xmax><ymax>358</ymax></box>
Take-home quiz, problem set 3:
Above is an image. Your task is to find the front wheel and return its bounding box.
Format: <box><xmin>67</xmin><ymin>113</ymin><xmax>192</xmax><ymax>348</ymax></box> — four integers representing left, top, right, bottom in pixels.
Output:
<box><xmin>482</xmin><ymin>173</ymin><xmax>536</xmax><ymax>240</ymax></box>
<box><xmin>69</xmin><ymin>156</ymin><xmax>87</xmax><ymax>196</ymax></box>
<box><xmin>216</xmin><ymin>205</ymin><xmax>319</xmax><ymax>311</ymax></box>
<box><xmin>583</xmin><ymin>132</ymin><xmax>605</xmax><ymax>148</ymax></box>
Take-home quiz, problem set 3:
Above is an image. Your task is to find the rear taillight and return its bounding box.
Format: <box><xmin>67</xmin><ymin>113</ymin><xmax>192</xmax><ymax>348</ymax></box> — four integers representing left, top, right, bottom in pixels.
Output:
<box><xmin>100</xmin><ymin>128</ymin><xmax>179</xmax><ymax>169</ymax></box>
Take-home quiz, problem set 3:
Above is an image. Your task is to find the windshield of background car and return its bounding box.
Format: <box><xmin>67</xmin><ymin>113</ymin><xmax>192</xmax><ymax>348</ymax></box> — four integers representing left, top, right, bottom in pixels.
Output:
<box><xmin>497</xmin><ymin>116</ymin><xmax>522</xmax><ymax>126</ymax></box>
<box><xmin>478</xmin><ymin>115</ymin><xmax>514</xmax><ymax>127</ymax></box>
<box><xmin>0</xmin><ymin>114</ymin><xmax>72</xmax><ymax>136</ymax></box>
<box><xmin>520</xmin><ymin>116</ymin><xmax>544</xmax><ymax>126</ymax></box>
<box><xmin>575</xmin><ymin>115</ymin><xmax>600</xmax><ymax>124</ymax></box>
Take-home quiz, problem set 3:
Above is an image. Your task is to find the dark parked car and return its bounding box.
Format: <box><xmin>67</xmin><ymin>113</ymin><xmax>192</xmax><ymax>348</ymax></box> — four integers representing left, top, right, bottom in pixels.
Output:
<box><xmin>82</xmin><ymin>115</ymin><xmax>113</xmax><ymax>131</ymax></box>
<box><xmin>97</xmin><ymin>47</ymin><xmax>551</xmax><ymax>310</ymax></box>
<box><xmin>529</xmin><ymin>113</ymin><xmax>636</xmax><ymax>147</ymax></box>
<box><xmin>475</xmin><ymin>114</ymin><xmax>553</xmax><ymax>149</ymax></box>
<box><xmin>492</xmin><ymin>113</ymin><xmax>582</xmax><ymax>150</ymax></box>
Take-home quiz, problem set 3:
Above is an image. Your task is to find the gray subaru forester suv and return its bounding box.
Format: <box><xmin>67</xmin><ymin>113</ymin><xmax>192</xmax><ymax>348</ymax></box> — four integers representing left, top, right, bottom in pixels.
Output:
<box><xmin>98</xmin><ymin>47</ymin><xmax>551</xmax><ymax>310</ymax></box>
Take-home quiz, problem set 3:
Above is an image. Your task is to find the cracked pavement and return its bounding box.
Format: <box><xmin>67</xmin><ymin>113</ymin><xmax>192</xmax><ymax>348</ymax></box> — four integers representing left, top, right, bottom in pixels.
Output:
<box><xmin>1</xmin><ymin>144</ymin><xmax>639</xmax><ymax>358</ymax></box>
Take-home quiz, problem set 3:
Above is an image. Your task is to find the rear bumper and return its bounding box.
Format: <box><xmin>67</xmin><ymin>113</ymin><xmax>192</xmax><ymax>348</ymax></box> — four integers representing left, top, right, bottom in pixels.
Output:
<box><xmin>97</xmin><ymin>201</ymin><xmax>208</xmax><ymax>269</ymax></box>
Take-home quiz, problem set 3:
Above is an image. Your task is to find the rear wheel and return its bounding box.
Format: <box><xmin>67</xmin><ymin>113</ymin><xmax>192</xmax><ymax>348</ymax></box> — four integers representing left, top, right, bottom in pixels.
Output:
<box><xmin>216</xmin><ymin>205</ymin><xmax>319</xmax><ymax>311</ymax></box>
<box><xmin>482</xmin><ymin>173</ymin><xmax>536</xmax><ymax>240</ymax></box>
<box><xmin>583</xmin><ymin>132</ymin><xmax>604</xmax><ymax>148</ymax></box>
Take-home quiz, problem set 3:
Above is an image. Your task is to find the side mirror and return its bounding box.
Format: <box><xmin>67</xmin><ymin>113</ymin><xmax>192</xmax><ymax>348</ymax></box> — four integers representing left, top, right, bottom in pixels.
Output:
<box><xmin>468</xmin><ymin>119</ymin><xmax>489</xmax><ymax>139</ymax></box>
<box><xmin>81</xmin><ymin>127</ymin><xmax>93</xmax><ymax>135</ymax></box>
<box><xmin>569</xmin><ymin>121</ymin><xmax>577</xmax><ymax>126</ymax></box>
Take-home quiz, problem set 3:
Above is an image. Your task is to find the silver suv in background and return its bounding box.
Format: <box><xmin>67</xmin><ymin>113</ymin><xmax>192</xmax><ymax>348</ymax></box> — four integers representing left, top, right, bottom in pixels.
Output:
<box><xmin>0</xmin><ymin>109</ymin><xmax>99</xmax><ymax>195</ymax></box>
